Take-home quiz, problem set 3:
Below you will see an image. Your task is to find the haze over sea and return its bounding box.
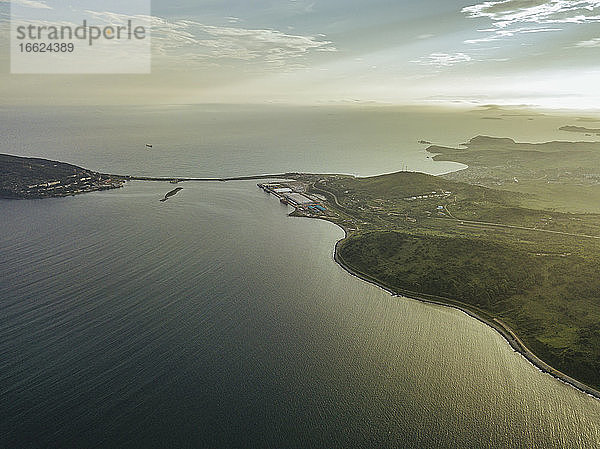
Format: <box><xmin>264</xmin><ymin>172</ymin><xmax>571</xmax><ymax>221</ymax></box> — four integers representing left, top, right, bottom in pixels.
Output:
<box><xmin>2</xmin><ymin>105</ymin><xmax>600</xmax><ymax>448</ymax></box>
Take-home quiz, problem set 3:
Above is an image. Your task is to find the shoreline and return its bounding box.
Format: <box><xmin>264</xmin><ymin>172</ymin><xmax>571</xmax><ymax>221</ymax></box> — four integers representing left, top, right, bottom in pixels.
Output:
<box><xmin>319</xmin><ymin>221</ymin><xmax>600</xmax><ymax>401</ymax></box>
<box><xmin>5</xmin><ymin>150</ymin><xmax>599</xmax><ymax>400</ymax></box>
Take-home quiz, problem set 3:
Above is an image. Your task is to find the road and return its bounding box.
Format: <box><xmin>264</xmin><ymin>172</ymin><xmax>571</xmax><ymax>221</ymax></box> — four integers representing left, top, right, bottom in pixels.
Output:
<box><xmin>310</xmin><ymin>182</ymin><xmax>343</xmax><ymax>207</ymax></box>
<box><xmin>443</xmin><ymin>205</ymin><xmax>600</xmax><ymax>240</ymax></box>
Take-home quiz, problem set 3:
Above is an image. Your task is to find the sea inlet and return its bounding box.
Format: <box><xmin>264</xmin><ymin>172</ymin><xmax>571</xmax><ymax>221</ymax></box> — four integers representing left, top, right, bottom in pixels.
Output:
<box><xmin>1</xmin><ymin>180</ymin><xmax>599</xmax><ymax>449</ymax></box>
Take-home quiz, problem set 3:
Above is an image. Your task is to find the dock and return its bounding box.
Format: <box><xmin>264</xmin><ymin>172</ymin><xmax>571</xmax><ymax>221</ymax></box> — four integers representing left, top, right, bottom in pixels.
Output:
<box><xmin>257</xmin><ymin>182</ymin><xmax>328</xmax><ymax>214</ymax></box>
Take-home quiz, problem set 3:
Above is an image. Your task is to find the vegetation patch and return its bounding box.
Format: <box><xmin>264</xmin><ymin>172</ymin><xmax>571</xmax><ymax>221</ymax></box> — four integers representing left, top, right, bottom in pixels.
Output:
<box><xmin>338</xmin><ymin>231</ymin><xmax>600</xmax><ymax>390</ymax></box>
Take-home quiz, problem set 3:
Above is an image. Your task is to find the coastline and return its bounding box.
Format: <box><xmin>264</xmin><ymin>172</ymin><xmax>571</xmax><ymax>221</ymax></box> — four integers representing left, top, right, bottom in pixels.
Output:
<box><xmin>319</xmin><ymin>222</ymin><xmax>600</xmax><ymax>401</ymax></box>
<box><xmin>5</xmin><ymin>148</ymin><xmax>599</xmax><ymax>400</ymax></box>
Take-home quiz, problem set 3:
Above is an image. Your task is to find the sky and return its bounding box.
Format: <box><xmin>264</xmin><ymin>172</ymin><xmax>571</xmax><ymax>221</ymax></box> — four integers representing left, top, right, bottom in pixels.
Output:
<box><xmin>1</xmin><ymin>0</ymin><xmax>600</xmax><ymax>108</ymax></box>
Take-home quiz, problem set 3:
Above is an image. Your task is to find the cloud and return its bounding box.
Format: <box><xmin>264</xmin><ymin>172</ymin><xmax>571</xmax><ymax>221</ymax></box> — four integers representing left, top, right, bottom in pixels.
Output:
<box><xmin>463</xmin><ymin>0</ymin><xmax>600</xmax><ymax>27</ymax></box>
<box><xmin>463</xmin><ymin>0</ymin><xmax>600</xmax><ymax>43</ymax></box>
<box><xmin>464</xmin><ymin>26</ymin><xmax>561</xmax><ymax>43</ymax></box>
<box><xmin>575</xmin><ymin>37</ymin><xmax>600</xmax><ymax>47</ymax></box>
<box><xmin>411</xmin><ymin>52</ymin><xmax>473</xmax><ymax>67</ymax></box>
<box><xmin>160</xmin><ymin>21</ymin><xmax>337</xmax><ymax>66</ymax></box>
<box><xmin>0</xmin><ymin>0</ymin><xmax>52</xmax><ymax>9</ymax></box>
<box><xmin>82</xmin><ymin>11</ymin><xmax>336</xmax><ymax>68</ymax></box>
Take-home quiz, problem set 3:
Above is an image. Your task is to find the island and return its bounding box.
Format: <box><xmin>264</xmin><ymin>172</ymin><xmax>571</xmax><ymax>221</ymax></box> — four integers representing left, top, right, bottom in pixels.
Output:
<box><xmin>559</xmin><ymin>125</ymin><xmax>600</xmax><ymax>134</ymax></box>
<box><xmin>160</xmin><ymin>187</ymin><xmax>183</xmax><ymax>202</ymax></box>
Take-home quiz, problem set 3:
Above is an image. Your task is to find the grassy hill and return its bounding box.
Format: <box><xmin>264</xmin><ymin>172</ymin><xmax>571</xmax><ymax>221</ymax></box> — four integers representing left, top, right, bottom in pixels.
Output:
<box><xmin>297</xmin><ymin>159</ymin><xmax>600</xmax><ymax>392</ymax></box>
<box><xmin>338</xmin><ymin>231</ymin><xmax>600</xmax><ymax>390</ymax></box>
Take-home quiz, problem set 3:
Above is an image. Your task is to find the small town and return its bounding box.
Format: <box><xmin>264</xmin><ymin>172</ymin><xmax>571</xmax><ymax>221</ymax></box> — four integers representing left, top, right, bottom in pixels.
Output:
<box><xmin>0</xmin><ymin>153</ymin><xmax>124</xmax><ymax>199</ymax></box>
<box><xmin>23</xmin><ymin>174</ymin><xmax>124</xmax><ymax>197</ymax></box>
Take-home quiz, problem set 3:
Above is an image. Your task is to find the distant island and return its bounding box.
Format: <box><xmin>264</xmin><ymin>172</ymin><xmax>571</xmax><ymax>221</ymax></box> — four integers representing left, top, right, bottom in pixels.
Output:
<box><xmin>559</xmin><ymin>125</ymin><xmax>600</xmax><ymax>134</ymax></box>
<box><xmin>0</xmin><ymin>154</ymin><xmax>125</xmax><ymax>199</ymax></box>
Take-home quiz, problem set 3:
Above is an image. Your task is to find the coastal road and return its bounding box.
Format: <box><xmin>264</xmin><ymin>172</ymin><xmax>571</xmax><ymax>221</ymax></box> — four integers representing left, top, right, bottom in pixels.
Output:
<box><xmin>492</xmin><ymin>317</ymin><xmax>600</xmax><ymax>398</ymax></box>
<box><xmin>310</xmin><ymin>182</ymin><xmax>343</xmax><ymax>208</ymax></box>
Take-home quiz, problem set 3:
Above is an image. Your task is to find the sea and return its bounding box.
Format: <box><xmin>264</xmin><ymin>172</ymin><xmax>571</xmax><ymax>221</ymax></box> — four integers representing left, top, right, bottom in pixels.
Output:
<box><xmin>1</xmin><ymin>105</ymin><xmax>600</xmax><ymax>448</ymax></box>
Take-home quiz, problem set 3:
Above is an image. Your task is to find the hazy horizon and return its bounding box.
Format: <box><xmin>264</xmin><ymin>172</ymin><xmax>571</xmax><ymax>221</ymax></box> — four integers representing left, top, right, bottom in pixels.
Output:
<box><xmin>2</xmin><ymin>0</ymin><xmax>600</xmax><ymax>109</ymax></box>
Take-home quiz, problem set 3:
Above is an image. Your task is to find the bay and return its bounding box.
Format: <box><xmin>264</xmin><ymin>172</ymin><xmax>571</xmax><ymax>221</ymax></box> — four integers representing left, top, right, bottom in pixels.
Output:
<box><xmin>1</xmin><ymin>106</ymin><xmax>599</xmax><ymax>448</ymax></box>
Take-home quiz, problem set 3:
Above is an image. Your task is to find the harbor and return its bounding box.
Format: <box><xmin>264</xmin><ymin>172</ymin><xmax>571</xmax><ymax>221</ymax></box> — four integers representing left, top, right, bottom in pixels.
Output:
<box><xmin>257</xmin><ymin>181</ymin><xmax>330</xmax><ymax>216</ymax></box>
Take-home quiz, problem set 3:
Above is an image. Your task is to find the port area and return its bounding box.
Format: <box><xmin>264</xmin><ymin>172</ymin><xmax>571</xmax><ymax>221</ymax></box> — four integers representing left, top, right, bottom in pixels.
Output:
<box><xmin>257</xmin><ymin>181</ymin><xmax>333</xmax><ymax>219</ymax></box>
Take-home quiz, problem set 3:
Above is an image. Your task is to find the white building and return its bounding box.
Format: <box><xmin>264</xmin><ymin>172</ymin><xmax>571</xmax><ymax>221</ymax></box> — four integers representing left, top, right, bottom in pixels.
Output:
<box><xmin>284</xmin><ymin>193</ymin><xmax>315</xmax><ymax>206</ymax></box>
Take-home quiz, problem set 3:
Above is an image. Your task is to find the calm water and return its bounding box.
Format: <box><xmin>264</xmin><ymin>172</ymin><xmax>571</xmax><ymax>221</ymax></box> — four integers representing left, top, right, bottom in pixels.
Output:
<box><xmin>2</xmin><ymin>106</ymin><xmax>600</xmax><ymax>448</ymax></box>
<box><xmin>1</xmin><ymin>104</ymin><xmax>594</xmax><ymax>177</ymax></box>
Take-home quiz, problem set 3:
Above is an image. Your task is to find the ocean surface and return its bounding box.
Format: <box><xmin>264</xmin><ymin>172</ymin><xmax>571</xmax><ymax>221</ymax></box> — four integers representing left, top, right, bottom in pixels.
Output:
<box><xmin>1</xmin><ymin>105</ymin><xmax>600</xmax><ymax>448</ymax></box>
<box><xmin>2</xmin><ymin>104</ymin><xmax>597</xmax><ymax>178</ymax></box>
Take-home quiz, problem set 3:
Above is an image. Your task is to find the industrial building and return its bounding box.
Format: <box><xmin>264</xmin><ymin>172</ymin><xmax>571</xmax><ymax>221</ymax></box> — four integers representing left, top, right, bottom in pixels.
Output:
<box><xmin>258</xmin><ymin>182</ymin><xmax>326</xmax><ymax>213</ymax></box>
<box><xmin>283</xmin><ymin>193</ymin><xmax>316</xmax><ymax>207</ymax></box>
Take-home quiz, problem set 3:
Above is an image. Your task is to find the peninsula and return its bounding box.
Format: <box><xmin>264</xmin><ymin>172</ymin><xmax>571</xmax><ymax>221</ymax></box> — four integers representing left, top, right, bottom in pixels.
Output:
<box><xmin>0</xmin><ymin>154</ymin><xmax>125</xmax><ymax>199</ymax></box>
<box><xmin>282</xmin><ymin>170</ymin><xmax>600</xmax><ymax>397</ymax></box>
<box><xmin>257</xmin><ymin>136</ymin><xmax>600</xmax><ymax>396</ymax></box>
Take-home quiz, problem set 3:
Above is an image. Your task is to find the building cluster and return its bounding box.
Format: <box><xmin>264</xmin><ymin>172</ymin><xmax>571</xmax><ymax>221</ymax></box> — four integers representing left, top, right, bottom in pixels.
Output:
<box><xmin>0</xmin><ymin>154</ymin><xmax>128</xmax><ymax>199</ymax></box>
<box><xmin>403</xmin><ymin>190</ymin><xmax>452</xmax><ymax>201</ymax></box>
<box><xmin>257</xmin><ymin>182</ymin><xmax>328</xmax><ymax>214</ymax></box>
<box><xmin>19</xmin><ymin>173</ymin><xmax>123</xmax><ymax>198</ymax></box>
